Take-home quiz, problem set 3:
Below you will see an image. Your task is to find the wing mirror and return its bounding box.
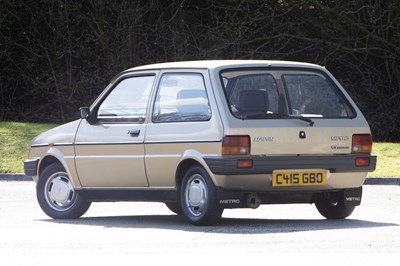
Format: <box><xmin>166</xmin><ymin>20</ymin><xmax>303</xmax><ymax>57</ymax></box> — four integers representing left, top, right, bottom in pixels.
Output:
<box><xmin>79</xmin><ymin>107</ymin><xmax>95</xmax><ymax>124</ymax></box>
<box><xmin>79</xmin><ymin>107</ymin><xmax>90</xmax><ymax>119</ymax></box>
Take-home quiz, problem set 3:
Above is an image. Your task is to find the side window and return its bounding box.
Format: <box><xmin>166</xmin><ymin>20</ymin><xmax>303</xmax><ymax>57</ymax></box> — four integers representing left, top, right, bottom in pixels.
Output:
<box><xmin>284</xmin><ymin>74</ymin><xmax>349</xmax><ymax>117</ymax></box>
<box><xmin>97</xmin><ymin>75</ymin><xmax>155</xmax><ymax>123</ymax></box>
<box><xmin>153</xmin><ymin>73</ymin><xmax>211</xmax><ymax>123</ymax></box>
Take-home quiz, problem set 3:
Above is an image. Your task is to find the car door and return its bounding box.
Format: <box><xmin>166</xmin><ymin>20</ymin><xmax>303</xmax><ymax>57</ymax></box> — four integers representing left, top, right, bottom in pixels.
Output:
<box><xmin>74</xmin><ymin>72</ymin><xmax>157</xmax><ymax>187</ymax></box>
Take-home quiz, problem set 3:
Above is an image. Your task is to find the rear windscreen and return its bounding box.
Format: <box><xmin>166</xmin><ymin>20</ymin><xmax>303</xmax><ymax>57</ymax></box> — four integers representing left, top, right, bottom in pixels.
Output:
<box><xmin>220</xmin><ymin>69</ymin><xmax>355</xmax><ymax>119</ymax></box>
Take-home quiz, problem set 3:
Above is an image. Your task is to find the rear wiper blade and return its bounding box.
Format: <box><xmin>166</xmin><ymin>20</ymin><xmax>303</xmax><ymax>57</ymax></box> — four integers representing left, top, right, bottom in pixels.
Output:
<box><xmin>293</xmin><ymin>115</ymin><xmax>314</xmax><ymax>127</ymax></box>
<box><xmin>277</xmin><ymin>114</ymin><xmax>314</xmax><ymax>127</ymax></box>
<box><xmin>253</xmin><ymin>113</ymin><xmax>314</xmax><ymax>127</ymax></box>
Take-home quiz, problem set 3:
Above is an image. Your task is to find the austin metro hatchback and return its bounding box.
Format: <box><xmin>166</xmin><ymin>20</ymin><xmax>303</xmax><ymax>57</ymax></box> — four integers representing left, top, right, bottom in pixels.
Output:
<box><xmin>24</xmin><ymin>60</ymin><xmax>376</xmax><ymax>225</ymax></box>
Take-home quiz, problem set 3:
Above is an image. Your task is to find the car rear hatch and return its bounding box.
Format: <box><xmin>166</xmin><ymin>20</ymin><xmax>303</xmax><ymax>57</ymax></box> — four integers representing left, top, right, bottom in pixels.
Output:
<box><xmin>212</xmin><ymin>66</ymin><xmax>376</xmax><ymax>180</ymax></box>
<box><xmin>219</xmin><ymin>66</ymin><xmax>372</xmax><ymax>157</ymax></box>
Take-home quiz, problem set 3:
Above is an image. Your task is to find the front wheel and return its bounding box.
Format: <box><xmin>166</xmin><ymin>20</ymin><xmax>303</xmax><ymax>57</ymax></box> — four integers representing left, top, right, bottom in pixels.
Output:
<box><xmin>37</xmin><ymin>162</ymin><xmax>91</xmax><ymax>219</ymax></box>
<box><xmin>180</xmin><ymin>166</ymin><xmax>223</xmax><ymax>225</ymax></box>
<box><xmin>315</xmin><ymin>196</ymin><xmax>355</xmax><ymax>219</ymax></box>
<box><xmin>165</xmin><ymin>202</ymin><xmax>183</xmax><ymax>215</ymax></box>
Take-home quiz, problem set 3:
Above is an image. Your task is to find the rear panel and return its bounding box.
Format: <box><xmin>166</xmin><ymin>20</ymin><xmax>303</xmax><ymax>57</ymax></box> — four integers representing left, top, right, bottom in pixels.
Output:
<box><xmin>217</xmin><ymin>66</ymin><xmax>371</xmax><ymax>156</ymax></box>
<box><xmin>206</xmin><ymin>64</ymin><xmax>374</xmax><ymax>191</ymax></box>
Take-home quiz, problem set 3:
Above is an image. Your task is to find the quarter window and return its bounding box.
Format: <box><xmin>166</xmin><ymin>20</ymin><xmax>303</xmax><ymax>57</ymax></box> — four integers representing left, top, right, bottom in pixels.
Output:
<box><xmin>153</xmin><ymin>73</ymin><xmax>211</xmax><ymax>123</ymax></box>
<box><xmin>97</xmin><ymin>75</ymin><xmax>155</xmax><ymax>123</ymax></box>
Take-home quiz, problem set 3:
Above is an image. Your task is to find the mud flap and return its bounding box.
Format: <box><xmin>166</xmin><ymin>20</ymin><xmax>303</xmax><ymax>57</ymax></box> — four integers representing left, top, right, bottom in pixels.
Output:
<box><xmin>343</xmin><ymin>186</ymin><xmax>363</xmax><ymax>206</ymax></box>
<box><xmin>217</xmin><ymin>189</ymin><xmax>245</xmax><ymax>208</ymax></box>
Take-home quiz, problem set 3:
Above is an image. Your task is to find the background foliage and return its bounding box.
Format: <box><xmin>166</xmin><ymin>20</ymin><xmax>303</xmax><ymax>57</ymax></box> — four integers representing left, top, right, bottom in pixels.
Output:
<box><xmin>1</xmin><ymin>0</ymin><xmax>399</xmax><ymax>141</ymax></box>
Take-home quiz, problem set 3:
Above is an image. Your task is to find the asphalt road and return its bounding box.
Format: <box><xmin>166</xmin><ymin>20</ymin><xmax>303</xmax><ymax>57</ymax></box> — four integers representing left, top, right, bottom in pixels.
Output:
<box><xmin>0</xmin><ymin>181</ymin><xmax>399</xmax><ymax>264</ymax></box>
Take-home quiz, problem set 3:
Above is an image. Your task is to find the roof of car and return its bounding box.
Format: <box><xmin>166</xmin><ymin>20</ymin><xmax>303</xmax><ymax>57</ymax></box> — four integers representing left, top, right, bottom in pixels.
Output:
<box><xmin>124</xmin><ymin>60</ymin><xmax>323</xmax><ymax>72</ymax></box>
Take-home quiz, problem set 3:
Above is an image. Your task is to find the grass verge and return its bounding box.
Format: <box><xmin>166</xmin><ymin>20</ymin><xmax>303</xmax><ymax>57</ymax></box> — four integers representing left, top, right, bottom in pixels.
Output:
<box><xmin>0</xmin><ymin>122</ymin><xmax>58</xmax><ymax>174</ymax></box>
<box><xmin>369</xmin><ymin>142</ymin><xmax>400</xmax><ymax>178</ymax></box>
<box><xmin>0</xmin><ymin>121</ymin><xmax>399</xmax><ymax>177</ymax></box>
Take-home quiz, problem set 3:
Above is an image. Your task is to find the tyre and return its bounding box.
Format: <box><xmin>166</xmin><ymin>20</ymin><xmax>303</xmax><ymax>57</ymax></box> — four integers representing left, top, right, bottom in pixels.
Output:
<box><xmin>180</xmin><ymin>166</ymin><xmax>223</xmax><ymax>225</ymax></box>
<box><xmin>165</xmin><ymin>202</ymin><xmax>183</xmax><ymax>215</ymax></box>
<box><xmin>37</xmin><ymin>162</ymin><xmax>91</xmax><ymax>219</ymax></box>
<box><xmin>315</xmin><ymin>195</ymin><xmax>355</xmax><ymax>219</ymax></box>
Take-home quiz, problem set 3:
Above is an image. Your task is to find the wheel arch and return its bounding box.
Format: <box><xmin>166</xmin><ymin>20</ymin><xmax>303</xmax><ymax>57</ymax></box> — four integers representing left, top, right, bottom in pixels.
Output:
<box><xmin>37</xmin><ymin>148</ymin><xmax>82</xmax><ymax>189</ymax></box>
<box><xmin>38</xmin><ymin>156</ymin><xmax>61</xmax><ymax>176</ymax></box>
<box><xmin>175</xmin><ymin>150</ymin><xmax>218</xmax><ymax>190</ymax></box>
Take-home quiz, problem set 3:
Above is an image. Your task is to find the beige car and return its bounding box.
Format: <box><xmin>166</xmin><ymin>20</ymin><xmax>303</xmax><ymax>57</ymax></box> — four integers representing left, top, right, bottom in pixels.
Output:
<box><xmin>24</xmin><ymin>60</ymin><xmax>376</xmax><ymax>225</ymax></box>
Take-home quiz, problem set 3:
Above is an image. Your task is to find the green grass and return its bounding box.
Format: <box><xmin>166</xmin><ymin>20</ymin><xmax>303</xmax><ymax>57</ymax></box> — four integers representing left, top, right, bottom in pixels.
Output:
<box><xmin>0</xmin><ymin>121</ymin><xmax>399</xmax><ymax>177</ymax></box>
<box><xmin>368</xmin><ymin>142</ymin><xmax>400</xmax><ymax>178</ymax></box>
<box><xmin>0</xmin><ymin>122</ymin><xmax>58</xmax><ymax>174</ymax></box>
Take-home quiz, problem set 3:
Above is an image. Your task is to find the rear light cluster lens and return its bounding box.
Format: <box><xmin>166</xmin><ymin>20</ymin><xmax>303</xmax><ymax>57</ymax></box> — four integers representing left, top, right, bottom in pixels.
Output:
<box><xmin>352</xmin><ymin>134</ymin><xmax>373</xmax><ymax>167</ymax></box>
<box><xmin>222</xmin><ymin>135</ymin><xmax>250</xmax><ymax>155</ymax></box>
<box><xmin>352</xmin><ymin>134</ymin><xmax>373</xmax><ymax>154</ymax></box>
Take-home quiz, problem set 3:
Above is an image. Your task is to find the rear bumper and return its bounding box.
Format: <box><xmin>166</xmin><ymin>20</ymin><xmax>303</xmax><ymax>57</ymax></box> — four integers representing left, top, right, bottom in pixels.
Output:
<box><xmin>24</xmin><ymin>159</ymin><xmax>39</xmax><ymax>177</ymax></box>
<box><xmin>204</xmin><ymin>154</ymin><xmax>377</xmax><ymax>175</ymax></box>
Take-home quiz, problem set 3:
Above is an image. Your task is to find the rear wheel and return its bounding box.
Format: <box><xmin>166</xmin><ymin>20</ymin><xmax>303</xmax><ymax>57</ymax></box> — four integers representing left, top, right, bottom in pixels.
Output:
<box><xmin>180</xmin><ymin>166</ymin><xmax>223</xmax><ymax>225</ymax></box>
<box><xmin>315</xmin><ymin>196</ymin><xmax>355</xmax><ymax>219</ymax></box>
<box><xmin>37</xmin><ymin>162</ymin><xmax>91</xmax><ymax>219</ymax></box>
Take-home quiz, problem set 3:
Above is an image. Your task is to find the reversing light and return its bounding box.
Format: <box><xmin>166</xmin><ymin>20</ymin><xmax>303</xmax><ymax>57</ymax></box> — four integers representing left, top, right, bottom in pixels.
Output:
<box><xmin>352</xmin><ymin>134</ymin><xmax>372</xmax><ymax>154</ymax></box>
<box><xmin>222</xmin><ymin>135</ymin><xmax>250</xmax><ymax>155</ymax></box>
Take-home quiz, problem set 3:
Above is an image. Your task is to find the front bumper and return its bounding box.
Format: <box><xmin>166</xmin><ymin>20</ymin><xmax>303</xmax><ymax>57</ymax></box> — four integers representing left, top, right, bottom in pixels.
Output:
<box><xmin>204</xmin><ymin>154</ymin><xmax>377</xmax><ymax>175</ymax></box>
<box><xmin>24</xmin><ymin>159</ymin><xmax>39</xmax><ymax>177</ymax></box>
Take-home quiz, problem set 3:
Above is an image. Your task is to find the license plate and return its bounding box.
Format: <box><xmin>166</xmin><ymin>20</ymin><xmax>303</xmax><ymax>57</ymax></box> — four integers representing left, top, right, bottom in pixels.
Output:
<box><xmin>272</xmin><ymin>169</ymin><xmax>328</xmax><ymax>187</ymax></box>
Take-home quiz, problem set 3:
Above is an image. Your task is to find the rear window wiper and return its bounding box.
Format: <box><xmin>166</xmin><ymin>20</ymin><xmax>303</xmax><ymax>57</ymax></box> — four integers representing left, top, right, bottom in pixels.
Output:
<box><xmin>245</xmin><ymin>113</ymin><xmax>314</xmax><ymax>126</ymax></box>
<box><xmin>291</xmin><ymin>115</ymin><xmax>314</xmax><ymax>127</ymax></box>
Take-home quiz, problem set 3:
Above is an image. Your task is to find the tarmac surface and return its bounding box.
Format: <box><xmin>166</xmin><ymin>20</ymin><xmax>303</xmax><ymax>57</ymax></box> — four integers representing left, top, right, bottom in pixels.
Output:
<box><xmin>0</xmin><ymin>181</ymin><xmax>399</xmax><ymax>265</ymax></box>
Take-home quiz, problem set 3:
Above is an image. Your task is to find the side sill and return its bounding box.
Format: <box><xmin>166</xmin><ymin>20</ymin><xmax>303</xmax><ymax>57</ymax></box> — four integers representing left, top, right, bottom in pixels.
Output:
<box><xmin>79</xmin><ymin>189</ymin><xmax>178</xmax><ymax>202</ymax></box>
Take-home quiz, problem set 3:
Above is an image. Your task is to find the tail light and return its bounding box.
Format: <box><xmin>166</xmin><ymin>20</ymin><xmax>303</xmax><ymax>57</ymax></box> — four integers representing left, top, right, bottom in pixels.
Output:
<box><xmin>222</xmin><ymin>135</ymin><xmax>250</xmax><ymax>155</ymax></box>
<box><xmin>352</xmin><ymin>134</ymin><xmax>373</xmax><ymax>154</ymax></box>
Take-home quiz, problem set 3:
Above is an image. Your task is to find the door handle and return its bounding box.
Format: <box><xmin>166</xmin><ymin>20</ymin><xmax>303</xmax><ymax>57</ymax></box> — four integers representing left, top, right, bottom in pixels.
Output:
<box><xmin>127</xmin><ymin>129</ymin><xmax>140</xmax><ymax>136</ymax></box>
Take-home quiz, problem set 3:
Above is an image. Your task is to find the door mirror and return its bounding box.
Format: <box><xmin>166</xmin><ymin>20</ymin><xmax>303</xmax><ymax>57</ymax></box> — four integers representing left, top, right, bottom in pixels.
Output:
<box><xmin>79</xmin><ymin>107</ymin><xmax>91</xmax><ymax>119</ymax></box>
<box><xmin>80</xmin><ymin>107</ymin><xmax>96</xmax><ymax>124</ymax></box>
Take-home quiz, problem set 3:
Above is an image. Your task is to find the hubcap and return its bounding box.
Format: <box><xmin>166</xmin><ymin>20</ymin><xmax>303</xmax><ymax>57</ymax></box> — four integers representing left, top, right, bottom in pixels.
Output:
<box><xmin>330</xmin><ymin>201</ymin><xmax>339</xmax><ymax>207</ymax></box>
<box><xmin>184</xmin><ymin>174</ymin><xmax>207</xmax><ymax>217</ymax></box>
<box><xmin>44</xmin><ymin>172</ymin><xmax>76</xmax><ymax>212</ymax></box>
<box><xmin>50</xmin><ymin>178</ymin><xmax>70</xmax><ymax>202</ymax></box>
